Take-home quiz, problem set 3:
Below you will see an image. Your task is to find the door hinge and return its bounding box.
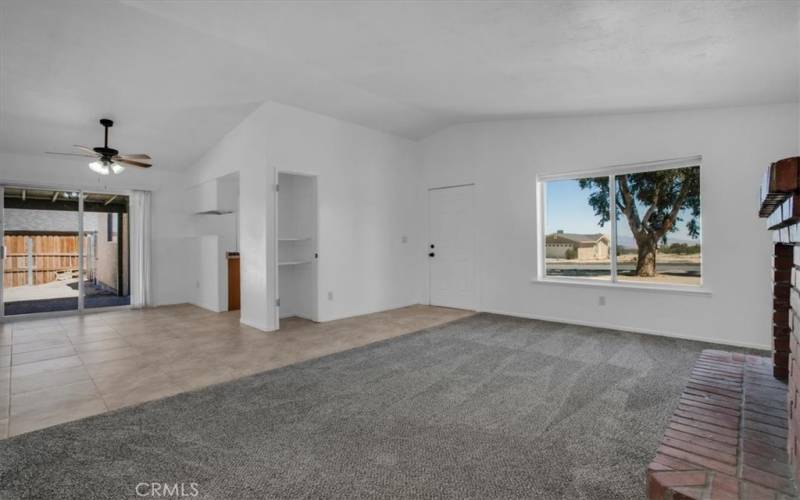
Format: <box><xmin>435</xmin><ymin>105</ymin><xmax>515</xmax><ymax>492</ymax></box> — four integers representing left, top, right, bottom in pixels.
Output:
<box><xmin>275</xmin><ymin>298</ymin><xmax>280</xmax><ymax>307</ymax></box>
<box><xmin>275</xmin><ymin>184</ymin><xmax>280</xmax><ymax>192</ymax></box>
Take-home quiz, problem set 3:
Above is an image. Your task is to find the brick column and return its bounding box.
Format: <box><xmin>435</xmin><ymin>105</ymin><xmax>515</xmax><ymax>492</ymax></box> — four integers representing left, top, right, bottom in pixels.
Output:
<box><xmin>789</xmin><ymin>246</ymin><xmax>800</xmax><ymax>481</ymax></box>
<box><xmin>774</xmin><ymin>243</ymin><xmax>792</xmax><ymax>380</ymax></box>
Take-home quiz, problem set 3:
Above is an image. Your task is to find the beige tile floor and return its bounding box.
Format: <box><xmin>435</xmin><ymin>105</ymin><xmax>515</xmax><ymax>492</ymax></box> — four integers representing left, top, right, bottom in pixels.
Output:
<box><xmin>0</xmin><ymin>304</ymin><xmax>473</xmax><ymax>439</ymax></box>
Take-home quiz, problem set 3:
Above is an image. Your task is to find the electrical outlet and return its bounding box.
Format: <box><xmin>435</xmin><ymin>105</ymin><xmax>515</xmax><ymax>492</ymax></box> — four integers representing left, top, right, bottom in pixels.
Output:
<box><xmin>328</xmin><ymin>291</ymin><xmax>334</xmax><ymax>301</ymax></box>
<box><xmin>598</xmin><ymin>295</ymin><xmax>606</xmax><ymax>306</ymax></box>
<box><xmin>401</xmin><ymin>235</ymin><xmax>408</xmax><ymax>244</ymax></box>
<box><xmin>196</xmin><ymin>280</ymin><xmax>200</xmax><ymax>289</ymax></box>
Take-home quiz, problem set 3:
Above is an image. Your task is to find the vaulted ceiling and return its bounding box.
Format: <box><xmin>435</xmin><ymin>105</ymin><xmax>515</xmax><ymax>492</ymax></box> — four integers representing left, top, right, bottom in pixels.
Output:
<box><xmin>1</xmin><ymin>1</ymin><xmax>797</xmax><ymax>170</ymax></box>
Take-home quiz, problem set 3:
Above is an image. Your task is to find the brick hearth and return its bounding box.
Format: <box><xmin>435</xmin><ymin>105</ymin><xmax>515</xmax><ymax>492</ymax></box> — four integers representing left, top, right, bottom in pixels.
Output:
<box><xmin>647</xmin><ymin>350</ymin><xmax>795</xmax><ymax>499</ymax></box>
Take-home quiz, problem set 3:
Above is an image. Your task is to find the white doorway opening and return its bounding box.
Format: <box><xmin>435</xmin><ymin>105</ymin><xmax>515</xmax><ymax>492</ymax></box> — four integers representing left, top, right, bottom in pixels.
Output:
<box><xmin>275</xmin><ymin>171</ymin><xmax>319</xmax><ymax>329</ymax></box>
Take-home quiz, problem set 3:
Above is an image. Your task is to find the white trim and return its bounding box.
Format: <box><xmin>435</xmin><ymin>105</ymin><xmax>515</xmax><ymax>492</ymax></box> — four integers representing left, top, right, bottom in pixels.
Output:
<box><xmin>240</xmin><ymin>316</ymin><xmax>274</xmax><ymax>332</ymax></box>
<box><xmin>428</xmin><ymin>182</ymin><xmax>475</xmax><ymax>191</ymax></box>
<box><xmin>536</xmin><ymin>180</ymin><xmax>545</xmax><ymax>280</ymax></box>
<box><xmin>536</xmin><ymin>155</ymin><xmax>704</xmax><ymax>290</ymax></box>
<box><xmin>532</xmin><ymin>276</ymin><xmax>711</xmax><ymax>296</ymax></box>
<box><xmin>537</xmin><ymin>155</ymin><xmax>702</xmax><ymax>182</ymax></box>
<box><xmin>78</xmin><ymin>192</ymin><xmax>84</xmax><ymax>311</ymax></box>
<box><xmin>274</xmin><ymin>169</ymin><xmax>320</xmax><ymax>329</ymax></box>
<box><xmin>273</xmin><ymin>167</ymin><xmax>279</xmax><ymax>330</ymax></box>
<box><xmin>479</xmin><ymin>308</ymin><xmax>768</xmax><ymax>351</ymax></box>
<box><xmin>608</xmin><ymin>177</ymin><xmax>618</xmax><ymax>282</ymax></box>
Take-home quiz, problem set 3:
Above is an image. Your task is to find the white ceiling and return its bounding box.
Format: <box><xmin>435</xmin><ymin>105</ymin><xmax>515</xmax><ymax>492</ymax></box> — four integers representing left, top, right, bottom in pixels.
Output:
<box><xmin>1</xmin><ymin>1</ymin><xmax>797</xmax><ymax>170</ymax></box>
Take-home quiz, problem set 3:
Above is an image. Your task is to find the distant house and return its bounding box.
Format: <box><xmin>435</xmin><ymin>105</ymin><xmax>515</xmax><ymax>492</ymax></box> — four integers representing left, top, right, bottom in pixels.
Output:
<box><xmin>545</xmin><ymin>231</ymin><xmax>610</xmax><ymax>260</ymax></box>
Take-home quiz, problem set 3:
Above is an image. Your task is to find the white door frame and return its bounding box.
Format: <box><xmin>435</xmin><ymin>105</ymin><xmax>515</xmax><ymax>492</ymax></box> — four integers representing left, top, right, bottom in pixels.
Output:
<box><xmin>273</xmin><ymin>169</ymin><xmax>320</xmax><ymax>330</ymax></box>
<box><xmin>426</xmin><ymin>183</ymin><xmax>478</xmax><ymax>310</ymax></box>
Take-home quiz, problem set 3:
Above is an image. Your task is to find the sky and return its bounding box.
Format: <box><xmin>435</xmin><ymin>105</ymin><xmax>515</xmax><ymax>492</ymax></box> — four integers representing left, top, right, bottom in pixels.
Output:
<box><xmin>545</xmin><ymin>178</ymin><xmax>700</xmax><ymax>246</ymax></box>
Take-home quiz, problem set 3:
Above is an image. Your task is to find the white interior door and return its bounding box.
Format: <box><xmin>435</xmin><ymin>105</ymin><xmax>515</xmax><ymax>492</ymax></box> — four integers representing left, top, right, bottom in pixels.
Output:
<box><xmin>428</xmin><ymin>184</ymin><xmax>476</xmax><ymax>310</ymax></box>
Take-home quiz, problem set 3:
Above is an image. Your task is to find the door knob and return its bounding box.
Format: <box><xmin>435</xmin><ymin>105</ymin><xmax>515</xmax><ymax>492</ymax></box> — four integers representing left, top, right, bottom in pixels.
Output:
<box><xmin>429</xmin><ymin>252</ymin><xmax>435</xmax><ymax>257</ymax></box>
<box><xmin>430</xmin><ymin>244</ymin><xmax>435</xmax><ymax>249</ymax></box>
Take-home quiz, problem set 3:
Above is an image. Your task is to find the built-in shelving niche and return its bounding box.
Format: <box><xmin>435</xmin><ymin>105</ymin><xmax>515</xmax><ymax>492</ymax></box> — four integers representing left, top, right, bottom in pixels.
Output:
<box><xmin>276</xmin><ymin>172</ymin><xmax>318</xmax><ymax>325</ymax></box>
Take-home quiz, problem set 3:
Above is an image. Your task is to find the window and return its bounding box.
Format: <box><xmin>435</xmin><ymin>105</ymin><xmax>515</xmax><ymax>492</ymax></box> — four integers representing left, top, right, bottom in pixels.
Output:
<box><xmin>539</xmin><ymin>158</ymin><xmax>701</xmax><ymax>287</ymax></box>
<box><xmin>544</xmin><ymin>178</ymin><xmax>611</xmax><ymax>280</ymax></box>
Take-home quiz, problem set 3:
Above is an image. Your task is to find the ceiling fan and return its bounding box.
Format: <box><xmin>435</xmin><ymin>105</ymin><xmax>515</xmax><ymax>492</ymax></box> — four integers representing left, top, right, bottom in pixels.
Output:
<box><xmin>46</xmin><ymin>118</ymin><xmax>151</xmax><ymax>175</ymax></box>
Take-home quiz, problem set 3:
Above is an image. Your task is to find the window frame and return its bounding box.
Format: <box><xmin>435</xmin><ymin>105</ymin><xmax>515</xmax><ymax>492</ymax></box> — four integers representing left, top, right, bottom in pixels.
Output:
<box><xmin>107</xmin><ymin>212</ymin><xmax>114</xmax><ymax>242</ymax></box>
<box><xmin>536</xmin><ymin>155</ymin><xmax>706</xmax><ymax>293</ymax></box>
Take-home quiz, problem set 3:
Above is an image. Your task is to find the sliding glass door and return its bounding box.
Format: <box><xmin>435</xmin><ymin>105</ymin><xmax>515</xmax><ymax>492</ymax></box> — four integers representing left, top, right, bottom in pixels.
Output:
<box><xmin>0</xmin><ymin>186</ymin><xmax>130</xmax><ymax>317</ymax></box>
<box><xmin>82</xmin><ymin>192</ymin><xmax>130</xmax><ymax>309</ymax></box>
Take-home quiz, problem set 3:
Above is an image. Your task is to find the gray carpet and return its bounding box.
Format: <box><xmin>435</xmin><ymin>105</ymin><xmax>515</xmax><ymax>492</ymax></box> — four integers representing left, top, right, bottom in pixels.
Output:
<box><xmin>0</xmin><ymin>313</ymin><xmax>759</xmax><ymax>499</ymax></box>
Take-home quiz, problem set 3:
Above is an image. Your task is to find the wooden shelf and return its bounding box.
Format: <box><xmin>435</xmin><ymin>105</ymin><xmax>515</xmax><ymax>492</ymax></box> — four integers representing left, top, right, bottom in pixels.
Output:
<box><xmin>760</xmin><ymin>157</ymin><xmax>800</xmax><ymax>219</ymax></box>
<box><xmin>767</xmin><ymin>193</ymin><xmax>800</xmax><ymax>230</ymax></box>
<box><xmin>278</xmin><ymin>260</ymin><xmax>312</xmax><ymax>266</ymax></box>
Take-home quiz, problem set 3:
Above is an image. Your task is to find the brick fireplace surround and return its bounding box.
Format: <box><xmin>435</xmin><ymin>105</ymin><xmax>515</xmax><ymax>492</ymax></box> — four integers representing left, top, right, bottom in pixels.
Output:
<box><xmin>646</xmin><ymin>157</ymin><xmax>800</xmax><ymax>499</ymax></box>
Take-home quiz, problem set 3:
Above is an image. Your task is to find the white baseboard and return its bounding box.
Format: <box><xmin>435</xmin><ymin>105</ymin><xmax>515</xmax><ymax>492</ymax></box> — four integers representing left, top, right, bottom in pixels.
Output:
<box><xmin>478</xmin><ymin>308</ymin><xmax>771</xmax><ymax>351</ymax></box>
<box><xmin>189</xmin><ymin>301</ymin><xmax>222</xmax><ymax>314</ymax></box>
<box><xmin>317</xmin><ymin>301</ymin><xmax>420</xmax><ymax>323</ymax></box>
<box><xmin>240</xmin><ymin>316</ymin><xmax>274</xmax><ymax>332</ymax></box>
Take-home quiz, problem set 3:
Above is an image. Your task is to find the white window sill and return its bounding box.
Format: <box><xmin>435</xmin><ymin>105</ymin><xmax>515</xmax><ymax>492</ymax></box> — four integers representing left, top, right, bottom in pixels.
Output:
<box><xmin>531</xmin><ymin>277</ymin><xmax>712</xmax><ymax>296</ymax></box>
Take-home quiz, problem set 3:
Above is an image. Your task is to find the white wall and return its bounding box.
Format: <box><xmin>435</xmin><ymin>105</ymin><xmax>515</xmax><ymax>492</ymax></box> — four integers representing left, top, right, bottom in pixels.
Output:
<box><xmin>421</xmin><ymin>103</ymin><xmax>798</xmax><ymax>349</ymax></box>
<box><xmin>188</xmin><ymin>101</ymin><xmax>424</xmax><ymax>331</ymax></box>
<box><xmin>0</xmin><ymin>152</ymin><xmax>195</xmax><ymax>307</ymax></box>
<box><xmin>4</xmin><ymin>102</ymin><xmax>794</xmax><ymax>349</ymax></box>
<box><xmin>191</xmin><ymin>183</ymin><xmax>238</xmax><ymax>314</ymax></box>
<box><xmin>190</xmin><ymin>235</ymin><xmax>225</xmax><ymax>312</ymax></box>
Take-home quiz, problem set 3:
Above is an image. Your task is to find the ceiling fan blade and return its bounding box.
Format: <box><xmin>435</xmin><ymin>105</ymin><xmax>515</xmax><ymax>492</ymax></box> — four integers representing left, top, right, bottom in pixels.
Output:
<box><xmin>114</xmin><ymin>158</ymin><xmax>151</xmax><ymax>168</ymax></box>
<box><xmin>116</xmin><ymin>153</ymin><xmax>151</xmax><ymax>160</ymax></box>
<box><xmin>73</xmin><ymin>145</ymin><xmax>99</xmax><ymax>156</ymax></box>
<box><xmin>46</xmin><ymin>151</ymin><xmax>97</xmax><ymax>158</ymax></box>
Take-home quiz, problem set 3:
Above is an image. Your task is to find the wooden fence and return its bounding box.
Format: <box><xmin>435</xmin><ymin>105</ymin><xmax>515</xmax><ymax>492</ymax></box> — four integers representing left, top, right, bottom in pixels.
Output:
<box><xmin>2</xmin><ymin>234</ymin><xmax>92</xmax><ymax>288</ymax></box>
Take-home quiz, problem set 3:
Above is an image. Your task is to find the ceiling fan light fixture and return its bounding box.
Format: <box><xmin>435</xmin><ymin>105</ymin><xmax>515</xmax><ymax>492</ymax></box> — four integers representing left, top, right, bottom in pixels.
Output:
<box><xmin>49</xmin><ymin>119</ymin><xmax>152</xmax><ymax>173</ymax></box>
<box><xmin>89</xmin><ymin>160</ymin><xmax>111</xmax><ymax>175</ymax></box>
